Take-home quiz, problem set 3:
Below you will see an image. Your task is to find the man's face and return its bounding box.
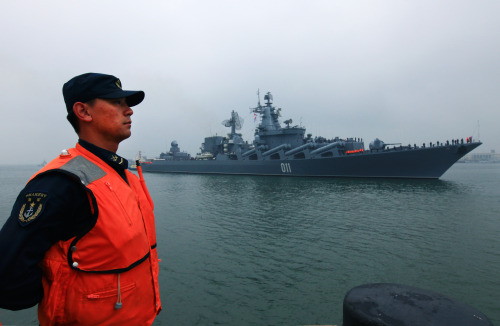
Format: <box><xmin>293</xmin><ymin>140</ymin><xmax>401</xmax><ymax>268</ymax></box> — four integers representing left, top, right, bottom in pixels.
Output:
<box><xmin>87</xmin><ymin>98</ymin><xmax>134</xmax><ymax>144</ymax></box>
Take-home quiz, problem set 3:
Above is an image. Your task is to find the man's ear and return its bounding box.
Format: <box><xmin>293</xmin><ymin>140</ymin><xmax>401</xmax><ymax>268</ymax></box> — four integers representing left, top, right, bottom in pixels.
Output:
<box><xmin>73</xmin><ymin>102</ymin><xmax>93</xmax><ymax>122</ymax></box>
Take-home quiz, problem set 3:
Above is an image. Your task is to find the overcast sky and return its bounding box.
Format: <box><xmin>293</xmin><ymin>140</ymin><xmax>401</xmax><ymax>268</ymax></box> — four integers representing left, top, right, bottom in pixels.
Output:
<box><xmin>1</xmin><ymin>0</ymin><xmax>498</xmax><ymax>165</ymax></box>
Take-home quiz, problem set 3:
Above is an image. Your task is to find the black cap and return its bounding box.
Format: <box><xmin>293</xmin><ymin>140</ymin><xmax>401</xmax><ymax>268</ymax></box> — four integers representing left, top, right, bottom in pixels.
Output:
<box><xmin>63</xmin><ymin>73</ymin><xmax>145</xmax><ymax>113</ymax></box>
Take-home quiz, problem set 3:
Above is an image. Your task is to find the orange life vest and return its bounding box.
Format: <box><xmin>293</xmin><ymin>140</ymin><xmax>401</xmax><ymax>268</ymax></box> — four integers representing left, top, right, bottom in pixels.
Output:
<box><xmin>32</xmin><ymin>144</ymin><xmax>161</xmax><ymax>325</ymax></box>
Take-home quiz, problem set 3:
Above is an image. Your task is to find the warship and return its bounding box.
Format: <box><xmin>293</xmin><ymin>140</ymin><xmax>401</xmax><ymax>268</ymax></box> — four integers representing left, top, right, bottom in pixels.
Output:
<box><xmin>138</xmin><ymin>92</ymin><xmax>481</xmax><ymax>179</ymax></box>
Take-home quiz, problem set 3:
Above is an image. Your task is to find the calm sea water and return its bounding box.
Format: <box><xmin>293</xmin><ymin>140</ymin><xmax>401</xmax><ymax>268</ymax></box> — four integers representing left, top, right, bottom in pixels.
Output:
<box><xmin>0</xmin><ymin>163</ymin><xmax>499</xmax><ymax>325</ymax></box>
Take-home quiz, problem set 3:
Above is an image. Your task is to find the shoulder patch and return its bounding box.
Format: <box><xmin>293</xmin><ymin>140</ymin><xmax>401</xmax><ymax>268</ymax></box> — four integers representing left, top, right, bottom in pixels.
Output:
<box><xmin>18</xmin><ymin>192</ymin><xmax>48</xmax><ymax>226</ymax></box>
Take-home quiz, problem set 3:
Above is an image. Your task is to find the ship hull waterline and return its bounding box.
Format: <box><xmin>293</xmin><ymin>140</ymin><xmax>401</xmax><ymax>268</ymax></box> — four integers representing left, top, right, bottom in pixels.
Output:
<box><xmin>139</xmin><ymin>142</ymin><xmax>481</xmax><ymax>179</ymax></box>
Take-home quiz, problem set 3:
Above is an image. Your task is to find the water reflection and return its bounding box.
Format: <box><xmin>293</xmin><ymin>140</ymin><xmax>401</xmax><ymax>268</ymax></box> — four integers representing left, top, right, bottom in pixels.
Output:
<box><xmin>195</xmin><ymin>174</ymin><xmax>463</xmax><ymax>197</ymax></box>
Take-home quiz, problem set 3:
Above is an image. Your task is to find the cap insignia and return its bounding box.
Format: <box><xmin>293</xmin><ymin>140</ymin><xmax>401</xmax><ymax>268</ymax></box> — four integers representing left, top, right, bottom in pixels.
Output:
<box><xmin>115</xmin><ymin>79</ymin><xmax>122</xmax><ymax>89</ymax></box>
<box><xmin>18</xmin><ymin>192</ymin><xmax>48</xmax><ymax>226</ymax></box>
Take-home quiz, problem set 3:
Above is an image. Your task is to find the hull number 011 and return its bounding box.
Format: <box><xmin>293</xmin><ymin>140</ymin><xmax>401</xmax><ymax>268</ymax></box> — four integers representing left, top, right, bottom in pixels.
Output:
<box><xmin>281</xmin><ymin>163</ymin><xmax>292</xmax><ymax>173</ymax></box>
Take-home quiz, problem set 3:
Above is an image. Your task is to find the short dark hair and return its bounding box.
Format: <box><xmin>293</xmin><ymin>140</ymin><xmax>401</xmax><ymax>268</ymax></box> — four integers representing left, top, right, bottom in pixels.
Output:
<box><xmin>67</xmin><ymin>99</ymin><xmax>96</xmax><ymax>134</ymax></box>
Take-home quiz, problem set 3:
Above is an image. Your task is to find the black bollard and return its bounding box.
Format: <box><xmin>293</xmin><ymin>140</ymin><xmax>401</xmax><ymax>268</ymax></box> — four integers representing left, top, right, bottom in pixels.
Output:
<box><xmin>343</xmin><ymin>283</ymin><xmax>493</xmax><ymax>326</ymax></box>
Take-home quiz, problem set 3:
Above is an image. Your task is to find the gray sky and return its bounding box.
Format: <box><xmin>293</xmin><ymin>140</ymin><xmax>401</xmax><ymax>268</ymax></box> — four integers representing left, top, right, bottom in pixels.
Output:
<box><xmin>1</xmin><ymin>0</ymin><xmax>498</xmax><ymax>165</ymax></box>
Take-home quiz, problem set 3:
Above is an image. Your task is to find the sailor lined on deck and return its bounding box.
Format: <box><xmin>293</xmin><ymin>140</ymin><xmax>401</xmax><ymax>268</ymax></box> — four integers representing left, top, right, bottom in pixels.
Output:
<box><xmin>0</xmin><ymin>73</ymin><xmax>161</xmax><ymax>325</ymax></box>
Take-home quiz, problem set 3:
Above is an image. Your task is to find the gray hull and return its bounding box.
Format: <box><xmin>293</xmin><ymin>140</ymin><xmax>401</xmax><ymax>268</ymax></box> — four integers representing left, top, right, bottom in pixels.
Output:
<box><xmin>140</xmin><ymin>142</ymin><xmax>481</xmax><ymax>179</ymax></box>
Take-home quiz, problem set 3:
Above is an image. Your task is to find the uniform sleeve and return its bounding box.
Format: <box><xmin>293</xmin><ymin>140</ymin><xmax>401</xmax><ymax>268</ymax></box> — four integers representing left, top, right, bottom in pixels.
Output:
<box><xmin>0</xmin><ymin>172</ymin><xmax>93</xmax><ymax>310</ymax></box>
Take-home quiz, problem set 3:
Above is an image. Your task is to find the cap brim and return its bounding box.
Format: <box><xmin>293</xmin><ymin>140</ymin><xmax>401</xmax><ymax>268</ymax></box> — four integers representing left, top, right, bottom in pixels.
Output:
<box><xmin>100</xmin><ymin>90</ymin><xmax>145</xmax><ymax>107</ymax></box>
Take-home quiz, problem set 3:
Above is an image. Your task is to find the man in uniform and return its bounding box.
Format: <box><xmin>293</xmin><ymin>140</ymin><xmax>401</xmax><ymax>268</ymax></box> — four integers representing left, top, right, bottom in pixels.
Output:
<box><xmin>0</xmin><ymin>73</ymin><xmax>161</xmax><ymax>325</ymax></box>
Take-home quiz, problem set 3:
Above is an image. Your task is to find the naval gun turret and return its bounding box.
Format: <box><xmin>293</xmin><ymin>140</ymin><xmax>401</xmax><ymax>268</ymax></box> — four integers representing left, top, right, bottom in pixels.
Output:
<box><xmin>158</xmin><ymin>140</ymin><xmax>191</xmax><ymax>160</ymax></box>
<box><xmin>369</xmin><ymin>138</ymin><xmax>401</xmax><ymax>150</ymax></box>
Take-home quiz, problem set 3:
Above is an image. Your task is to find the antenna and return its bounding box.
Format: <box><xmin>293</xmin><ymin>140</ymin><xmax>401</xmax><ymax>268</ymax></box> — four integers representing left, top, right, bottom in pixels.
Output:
<box><xmin>477</xmin><ymin>120</ymin><xmax>480</xmax><ymax>141</ymax></box>
<box><xmin>222</xmin><ymin>110</ymin><xmax>244</xmax><ymax>135</ymax></box>
<box><xmin>473</xmin><ymin>120</ymin><xmax>480</xmax><ymax>141</ymax></box>
<box><xmin>257</xmin><ymin>89</ymin><xmax>261</xmax><ymax>107</ymax></box>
